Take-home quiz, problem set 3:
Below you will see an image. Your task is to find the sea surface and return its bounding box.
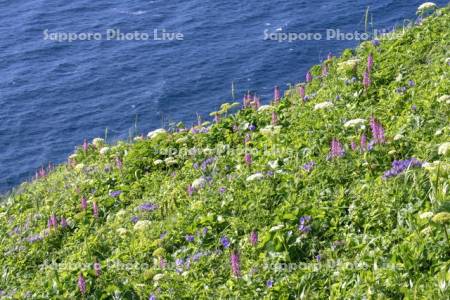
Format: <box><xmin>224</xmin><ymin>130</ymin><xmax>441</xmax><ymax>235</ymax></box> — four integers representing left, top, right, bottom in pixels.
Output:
<box><xmin>0</xmin><ymin>0</ymin><xmax>446</xmax><ymax>192</ymax></box>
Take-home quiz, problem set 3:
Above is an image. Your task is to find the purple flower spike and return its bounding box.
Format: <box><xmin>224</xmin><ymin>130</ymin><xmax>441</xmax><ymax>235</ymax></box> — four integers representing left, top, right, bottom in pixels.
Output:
<box><xmin>330</xmin><ymin>139</ymin><xmax>345</xmax><ymax>158</ymax></box>
<box><xmin>367</xmin><ymin>53</ymin><xmax>374</xmax><ymax>73</ymax></box>
<box><xmin>249</xmin><ymin>230</ymin><xmax>258</xmax><ymax>246</ymax></box>
<box><xmin>363</xmin><ymin>70</ymin><xmax>371</xmax><ymax>90</ymax></box>
<box><xmin>185</xmin><ymin>235</ymin><xmax>195</xmax><ymax>242</ymax></box>
<box><xmin>271</xmin><ymin>111</ymin><xmax>278</xmax><ymax>126</ymax></box>
<box><xmin>267</xmin><ymin>280</ymin><xmax>274</xmax><ymax>288</ymax></box>
<box><xmin>94</xmin><ymin>262</ymin><xmax>101</xmax><ymax>277</ymax></box>
<box><xmin>274</xmin><ymin>86</ymin><xmax>281</xmax><ymax>103</ymax></box>
<box><xmin>327</xmin><ymin>52</ymin><xmax>333</xmax><ymax>60</ymax></box>
<box><xmin>351</xmin><ymin>140</ymin><xmax>357</xmax><ymax>151</ymax></box>
<box><xmin>81</xmin><ymin>197</ymin><xmax>88</xmax><ymax>211</ymax></box>
<box><xmin>82</xmin><ymin>139</ymin><xmax>88</xmax><ymax>152</ymax></box>
<box><xmin>360</xmin><ymin>134</ymin><xmax>368</xmax><ymax>152</ymax></box>
<box><xmin>298</xmin><ymin>85</ymin><xmax>305</xmax><ymax>101</ymax></box>
<box><xmin>244</xmin><ymin>153</ymin><xmax>252</xmax><ymax>166</ymax></box>
<box><xmin>187</xmin><ymin>185</ymin><xmax>194</xmax><ymax>196</ymax></box>
<box><xmin>321</xmin><ymin>64</ymin><xmax>328</xmax><ymax>77</ymax></box>
<box><xmin>303</xmin><ymin>161</ymin><xmax>315</xmax><ymax>172</ymax></box>
<box><xmin>372</xmin><ymin>39</ymin><xmax>380</xmax><ymax>47</ymax></box>
<box><xmin>60</xmin><ymin>217</ymin><xmax>68</xmax><ymax>228</ymax></box>
<box><xmin>230</xmin><ymin>250</ymin><xmax>241</xmax><ymax>277</ymax></box>
<box><xmin>382</xmin><ymin>158</ymin><xmax>422</xmax><ymax>179</ymax></box>
<box><xmin>306</xmin><ymin>71</ymin><xmax>313</xmax><ymax>83</ymax></box>
<box><xmin>93</xmin><ymin>202</ymin><xmax>99</xmax><ymax>218</ymax></box>
<box><xmin>116</xmin><ymin>157</ymin><xmax>123</xmax><ymax>169</ymax></box>
<box><xmin>78</xmin><ymin>273</ymin><xmax>86</xmax><ymax>295</ymax></box>
<box><xmin>370</xmin><ymin>117</ymin><xmax>385</xmax><ymax>144</ymax></box>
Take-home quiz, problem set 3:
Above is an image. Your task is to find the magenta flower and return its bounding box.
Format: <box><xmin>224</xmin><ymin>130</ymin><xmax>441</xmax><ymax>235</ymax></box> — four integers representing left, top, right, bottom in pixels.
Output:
<box><xmin>249</xmin><ymin>230</ymin><xmax>258</xmax><ymax>246</ymax></box>
<box><xmin>306</xmin><ymin>71</ymin><xmax>313</xmax><ymax>83</ymax></box>
<box><xmin>230</xmin><ymin>250</ymin><xmax>241</xmax><ymax>277</ymax></box>
<box><xmin>50</xmin><ymin>214</ymin><xmax>58</xmax><ymax>228</ymax></box>
<box><xmin>78</xmin><ymin>273</ymin><xmax>86</xmax><ymax>295</ymax></box>
<box><xmin>350</xmin><ymin>140</ymin><xmax>357</xmax><ymax>151</ymax></box>
<box><xmin>370</xmin><ymin>117</ymin><xmax>385</xmax><ymax>144</ymax></box>
<box><xmin>363</xmin><ymin>70</ymin><xmax>371</xmax><ymax>90</ymax></box>
<box><xmin>360</xmin><ymin>134</ymin><xmax>368</xmax><ymax>152</ymax></box>
<box><xmin>321</xmin><ymin>64</ymin><xmax>328</xmax><ymax>77</ymax></box>
<box><xmin>244</xmin><ymin>153</ymin><xmax>252</xmax><ymax>166</ymax></box>
<box><xmin>82</xmin><ymin>139</ymin><xmax>88</xmax><ymax>152</ymax></box>
<box><xmin>271</xmin><ymin>111</ymin><xmax>278</xmax><ymax>126</ymax></box>
<box><xmin>274</xmin><ymin>86</ymin><xmax>281</xmax><ymax>103</ymax></box>
<box><xmin>81</xmin><ymin>197</ymin><xmax>88</xmax><ymax>210</ymax></box>
<box><xmin>93</xmin><ymin>202</ymin><xmax>99</xmax><ymax>218</ymax></box>
<box><xmin>367</xmin><ymin>53</ymin><xmax>374</xmax><ymax>73</ymax></box>
<box><xmin>116</xmin><ymin>157</ymin><xmax>123</xmax><ymax>169</ymax></box>
<box><xmin>187</xmin><ymin>185</ymin><xmax>194</xmax><ymax>197</ymax></box>
<box><xmin>330</xmin><ymin>139</ymin><xmax>344</xmax><ymax>158</ymax></box>
<box><xmin>60</xmin><ymin>217</ymin><xmax>68</xmax><ymax>228</ymax></box>
<box><xmin>94</xmin><ymin>261</ymin><xmax>101</xmax><ymax>277</ymax></box>
<box><xmin>298</xmin><ymin>85</ymin><xmax>305</xmax><ymax>101</ymax></box>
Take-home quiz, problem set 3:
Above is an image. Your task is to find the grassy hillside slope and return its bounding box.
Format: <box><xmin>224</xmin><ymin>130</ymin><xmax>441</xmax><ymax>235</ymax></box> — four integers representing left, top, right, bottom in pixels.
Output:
<box><xmin>1</xmin><ymin>6</ymin><xmax>449</xmax><ymax>299</ymax></box>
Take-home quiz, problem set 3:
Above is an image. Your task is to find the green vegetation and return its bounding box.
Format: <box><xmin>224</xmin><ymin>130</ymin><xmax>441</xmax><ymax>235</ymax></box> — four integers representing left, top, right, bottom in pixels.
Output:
<box><xmin>1</xmin><ymin>7</ymin><xmax>449</xmax><ymax>299</ymax></box>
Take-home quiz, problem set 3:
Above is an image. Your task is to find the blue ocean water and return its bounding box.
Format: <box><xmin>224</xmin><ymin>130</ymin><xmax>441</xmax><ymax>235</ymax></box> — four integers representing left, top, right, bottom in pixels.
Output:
<box><xmin>0</xmin><ymin>0</ymin><xmax>446</xmax><ymax>192</ymax></box>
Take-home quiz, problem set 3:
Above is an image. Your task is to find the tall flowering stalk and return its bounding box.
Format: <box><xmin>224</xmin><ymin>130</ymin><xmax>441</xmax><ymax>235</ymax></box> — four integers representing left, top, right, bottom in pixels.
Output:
<box><xmin>363</xmin><ymin>69</ymin><xmax>371</xmax><ymax>90</ymax></box>
<box><xmin>306</xmin><ymin>71</ymin><xmax>313</xmax><ymax>83</ymax></box>
<box><xmin>187</xmin><ymin>185</ymin><xmax>194</xmax><ymax>197</ymax></box>
<box><xmin>327</xmin><ymin>52</ymin><xmax>333</xmax><ymax>60</ymax></box>
<box><xmin>367</xmin><ymin>53</ymin><xmax>374</xmax><ymax>73</ymax></box>
<box><xmin>253</xmin><ymin>95</ymin><xmax>261</xmax><ymax>109</ymax></box>
<box><xmin>370</xmin><ymin>117</ymin><xmax>385</xmax><ymax>144</ymax></box>
<box><xmin>214</xmin><ymin>113</ymin><xmax>220</xmax><ymax>124</ymax></box>
<box><xmin>350</xmin><ymin>140</ymin><xmax>357</xmax><ymax>151</ymax></box>
<box><xmin>330</xmin><ymin>139</ymin><xmax>344</xmax><ymax>158</ymax></box>
<box><xmin>360</xmin><ymin>134</ymin><xmax>368</xmax><ymax>152</ymax></box>
<box><xmin>78</xmin><ymin>273</ymin><xmax>86</xmax><ymax>295</ymax></box>
<box><xmin>271</xmin><ymin>111</ymin><xmax>278</xmax><ymax>126</ymax></box>
<box><xmin>82</xmin><ymin>139</ymin><xmax>88</xmax><ymax>152</ymax></box>
<box><xmin>81</xmin><ymin>197</ymin><xmax>88</xmax><ymax>211</ymax></box>
<box><xmin>274</xmin><ymin>86</ymin><xmax>281</xmax><ymax>104</ymax></box>
<box><xmin>115</xmin><ymin>157</ymin><xmax>123</xmax><ymax>169</ymax></box>
<box><xmin>94</xmin><ymin>261</ymin><xmax>101</xmax><ymax>277</ymax></box>
<box><xmin>244</xmin><ymin>153</ymin><xmax>252</xmax><ymax>166</ymax></box>
<box><xmin>230</xmin><ymin>250</ymin><xmax>241</xmax><ymax>277</ymax></box>
<box><xmin>298</xmin><ymin>85</ymin><xmax>305</xmax><ymax>102</ymax></box>
<box><xmin>321</xmin><ymin>64</ymin><xmax>328</xmax><ymax>77</ymax></box>
<box><xmin>249</xmin><ymin>230</ymin><xmax>258</xmax><ymax>246</ymax></box>
<box><xmin>93</xmin><ymin>202</ymin><xmax>99</xmax><ymax>218</ymax></box>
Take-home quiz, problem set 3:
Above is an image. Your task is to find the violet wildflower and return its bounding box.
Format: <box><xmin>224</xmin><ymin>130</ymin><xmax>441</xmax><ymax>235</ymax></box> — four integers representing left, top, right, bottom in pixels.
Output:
<box><xmin>363</xmin><ymin>69</ymin><xmax>371</xmax><ymax>90</ymax></box>
<box><xmin>321</xmin><ymin>64</ymin><xmax>328</xmax><ymax>77</ymax></box>
<box><xmin>82</xmin><ymin>139</ymin><xmax>88</xmax><ymax>152</ymax></box>
<box><xmin>244</xmin><ymin>153</ymin><xmax>252</xmax><ymax>166</ymax></box>
<box><xmin>370</xmin><ymin>117</ymin><xmax>385</xmax><ymax>144</ymax></box>
<box><xmin>249</xmin><ymin>230</ymin><xmax>258</xmax><ymax>246</ymax></box>
<box><xmin>185</xmin><ymin>235</ymin><xmax>195</xmax><ymax>242</ymax></box>
<box><xmin>298</xmin><ymin>215</ymin><xmax>312</xmax><ymax>234</ymax></box>
<box><xmin>303</xmin><ymin>161</ymin><xmax>315</xmax><ymax>172</ymax></box>
<box><xmin>327</xmin><ymin>52</ymin><xmax>333</xmax><ymax>60</ymax></box>
<box><xmin>351</xmin><ymin>140</ymin><xmax>357</xmax><ymax>151</ymax></box>
<box><xmin>411</xmin><ymin>104</ymin><xmax>417</xmax><ymax>111</ymax></box>
<box><xmin>266</xmin><ymin>280</ymin><xmax>274</xmax><ymax>288</ymax></box>
<box><xmin>149</xmin><ymin>294</ymin><xmax>156</xmax><ymax>300</ymax></box>
<box><xmin>298</xmin><ymin>85</ymin><xmax>305</xmax><ymax>101</ymax></box>
<box><xmin>160</xmin><ymin>231</ymin><xmax>167</xmax><ymax>239</ymax></box>
<box><xmin>159</xmin><ymin>258</ymin><xmax>166</xmax><ymax>269</ymax></box>
<box><xmin>139</xmin><ymin>203</ymin><xmax>158</xmax><ymax>211</ymax></box>
<box><xmin>271</xmin><ymin>111</ymin><xmax>278</xmax><ymax>126</ymax></box>
<box><xmin>306</xmin><ymin>71</ymin><xmax>313</xmax><ymax>83</ymax></box>
<box><xmin>93</xmin><ymin>202</ymin><xmax>99</xmax><ymax>218</ymax></box>
<box><xmin>50</xmin><ymin>214</ymin><xmax>58</xmax><ymax>228</ymax></box>
<box><xmin>382</xmin><ymin>158</ymin><xmax>422</xmax><ymax>179</ymax></box>
<box><xmin>360</xmin><ymin>134</ymin><xmax>368</xmax><ymax>152</ymax></box>
<box><xmin>248</xmin><ymin>124</ymin><xmax>256</xmax><ymax>131</ymax></box>
<box><xmin>372</xmin><ymin>39</ymin><xmax>380</xmax><ymax>47</ymax></box>
<box><xmin>367</xmin><ymin>53</ymin><xmax>374</xmax><ymax>73</ymax></box>
<box><xmin>316</xmin><ymin>255</ymin><xmax>321</xmax><ymax>262</ymax></box>
<box><xmin>110</xmin><ymin>190</ymin><xmax>122</xmax><ymax>197</ymax></box>
<box><xmin>244</xmin><ymin>133</ymin><xmax>251</xmax><ymax>144</ymax></box>
<box><xmin>220</xmin><ymin>236</ymin><xmax>230</xmax><ymax>248</ymax></box>
<box><xmin>60</xmin><ymin>217</ymin><xmax>68</xmax><ymax>228</ymax></box>
<box><xmin>81</xmin><ymin>197</ymin><xmax>88</xmax><ymax>210</ymax></box>
<box><xmin>78</xmin><ymin>273</ymin><xmax>86</xmax><ymax>295</ymax></box>
<box><xmin>27</xmin><ymin>234</ymin><xmax>43</xmax><ymax>243</ymax></box>
<box><xmin>219</xmin><ymin>187</ymin><xmax>227</xmax><ymax>194</ymax></box>
<box><xmin>330</xmin><ymin>139</ymin><xmax>345</xmax><ymax>158</ymax></box>
<box><xmin>131</xmin><ymin>216</ymin><xmax>139</xmax><ymax>224</ymax></box>
<box><xmin>408</xmin><ymin>80</ymin><xmax>415</xmax><ymax>87</ymax></box>
<box><xmin>115</xmin><ymin>157</ymin><xmax>123</xmax><ymax>169</ymax></box>
<box><xmin>274</xmin><ymin>86</ymin><xmax>281</xmax><ymax>103</ymax></box>
<box><xmin>94</xmin><ymin>261</ymin><xmax>101</xmax><ymax>277</ymax></box>
<box><xmin>230</xmin><ymin>250</ymin><xmax>241</xmax><ymax>277</ymax></box>
<box><xmin>202</xmin><ymin>227</ymin><xmax>208</xmax><ymax>236</ymax></box>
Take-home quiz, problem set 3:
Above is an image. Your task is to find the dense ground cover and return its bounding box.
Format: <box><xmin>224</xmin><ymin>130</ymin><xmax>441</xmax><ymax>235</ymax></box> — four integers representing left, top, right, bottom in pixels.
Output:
<box><xmin>1</xmin><ymin>5</ymin><xmax>449</xmax><ymax>299</ymax></box>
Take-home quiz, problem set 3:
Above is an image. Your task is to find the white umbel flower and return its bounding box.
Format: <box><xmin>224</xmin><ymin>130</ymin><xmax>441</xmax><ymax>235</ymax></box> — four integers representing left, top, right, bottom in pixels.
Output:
<box><xmin>192</xmin><ymin>177</ymin><xmax>207</xmax><ymax>190</ymax></box>
<box><xmin>99</xmin><ymin>147</ymin><xmax>110</xmax><ymax>155</ymax></box>
<box><xmin>314</xmin><ymin>101</ymin><xmax>334</xmax><ymax>110</ymax></box>
<box><xmin>257</xmin><ymin>105</ymin><xmax>273</xmax><ymax>112</ymax></box>
<box><xmin>437</xmin><ymin>95</ymin><xmax>450</xmax><ymax>104</ymax></box>
<box><xmin>417</xmin><ymin>2</ymin><xmax>437</xmax><ymax>13</ymax></box>
<box><xmin>134</xmin><ymin>220</ymin><xmax>151</xmax><ymax>231</ymax></box>
<box><xmin>153</xmin><ymin>159</ymin><xmax>164</xmax><ymax>166</ymax></box>
<box><xmin>92</xmin><ymin>138</ymin><xmax>105</xmax><ymax>148</ymax></box>
<box><xmin>246</xmin><ymin>173</ymin><xmax>264</xmax><ymax>182</ymax></box>
<box><xmin>343</xmin><ymin>118</ymin><xmax>366</xmax><ymax>128</ymax></box>
<box><xmin>419</xmin><ymin>212</ymin><xmax>434</xmax><ymax>219</ymax></box>
<box><xmin>438</xmin><ymin>142</ymin><xmax>450</xmax><ymax>156</ymax></box>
